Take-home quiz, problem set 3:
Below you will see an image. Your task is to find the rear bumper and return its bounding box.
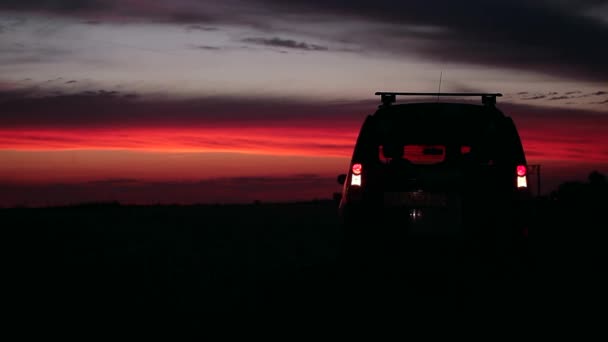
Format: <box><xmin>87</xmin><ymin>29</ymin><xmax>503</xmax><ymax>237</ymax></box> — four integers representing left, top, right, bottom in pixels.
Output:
<box><xmin>339</xmin><ymin>198</ymin><xmax>528</xmax><ymax>249</ymax></box>
<box><xmin>338</xmin><ymin>192</ymin><xmax>531</xmax><ymax>276</ymax></box>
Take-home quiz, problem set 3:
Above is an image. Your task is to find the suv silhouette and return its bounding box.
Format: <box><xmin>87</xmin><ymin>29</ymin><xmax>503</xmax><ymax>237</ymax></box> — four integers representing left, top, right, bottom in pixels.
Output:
<box><xmin>337</xmin><ymin>92</ymin><xmax>530</xmax><ymax>275</ymax></box>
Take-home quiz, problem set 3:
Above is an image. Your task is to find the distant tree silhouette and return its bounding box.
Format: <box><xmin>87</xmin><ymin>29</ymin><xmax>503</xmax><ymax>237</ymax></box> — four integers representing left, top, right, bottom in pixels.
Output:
<box><xmin>554</xmin><ymin>171</ymin><xmax>607</xmax><ymax>210</ymax></box>
<box><xmin>588</xmin><ymin>170</ymin><xmax>606</xmax><ymax>186</ymax></box>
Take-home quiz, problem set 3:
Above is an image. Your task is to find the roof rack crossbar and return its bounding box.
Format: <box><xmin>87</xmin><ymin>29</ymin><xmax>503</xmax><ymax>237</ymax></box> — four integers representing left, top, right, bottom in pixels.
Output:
<box><xmin>375</xmin><ymin>92</ymin><xmax>503</xmax><ymax>106</ymax></box>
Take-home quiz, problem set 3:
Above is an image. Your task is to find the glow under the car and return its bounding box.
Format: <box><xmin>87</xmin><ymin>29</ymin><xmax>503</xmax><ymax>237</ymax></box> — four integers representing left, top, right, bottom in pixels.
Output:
<box><xmin>409</xmin><ymin>209</ymin><xmax>422</xmax><ymax>220</ymax></box>
<box><xmin>351</xmin><ymin>174</ymin><xmax>361</xmax><ymax>186</ymax></box>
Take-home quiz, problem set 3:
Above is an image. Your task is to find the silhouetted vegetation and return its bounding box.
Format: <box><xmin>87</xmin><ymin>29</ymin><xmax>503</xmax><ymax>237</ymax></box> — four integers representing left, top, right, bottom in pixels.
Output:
<box><xmin>550</xmin><ymin>170</ymin><xmax>607</xmax><ymax>207</ymax></box>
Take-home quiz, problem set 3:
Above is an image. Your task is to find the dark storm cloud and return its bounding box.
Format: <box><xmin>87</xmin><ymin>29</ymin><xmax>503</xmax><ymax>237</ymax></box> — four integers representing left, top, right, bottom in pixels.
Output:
<box><xmin>259</xmin><ymin>0</ymin><xmax>608</xmax><ymax>82</ymax></box>
<box><xmin>0</xmin><ymin>89</ymin><xmax>373</xmax><ymax>129</ymax></box>
<box><xmin>242</xmin><ymin>37</ymin><xmax>329</xmax><ymax>51</ymax></box>
<box><xmin>2</xmin><ymin>1</ymin><xmax>608</xmax><ymax>81</ymax></box>
<box><xmin>1</xmin><ymin>0</ymin><xmax>109</xmax><ymax>12</ymax></box>
<box><xmin>0</xmin><ymin>0</ymin><xmax>225</xmax><ymax>24</ymax></box>
<box><xmin>1</xmin><ymin>86</ymin><xmax>606</xmax><ymax>131</ymax></box>
<box><xmin>0</xmin><ymin>88</ymin><xmax>35</xmax><ymax>102</ymax></box>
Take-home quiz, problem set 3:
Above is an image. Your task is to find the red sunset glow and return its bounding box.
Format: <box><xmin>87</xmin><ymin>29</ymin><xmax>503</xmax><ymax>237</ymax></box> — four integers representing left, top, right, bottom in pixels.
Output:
<box><xmin>0</xmin><ymin>126</ymin><xmax>358</xmax><ymax>157</ymax></box>
<box><xmin>1</xmin><ymin>1</ymin><xmax>607</xmax><ymax>206</ymax></box>
<box><xmin>0</xmin><ymin>106</ymin><xmax>606</xmax><ymax>206</ymax></box>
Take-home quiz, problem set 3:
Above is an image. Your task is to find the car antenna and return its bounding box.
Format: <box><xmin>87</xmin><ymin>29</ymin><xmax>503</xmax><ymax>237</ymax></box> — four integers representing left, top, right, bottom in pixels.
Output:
<box><xmin>437</xmin><ymin>71</ymin><xmax>443</xmax><ymax>102</ymax></box>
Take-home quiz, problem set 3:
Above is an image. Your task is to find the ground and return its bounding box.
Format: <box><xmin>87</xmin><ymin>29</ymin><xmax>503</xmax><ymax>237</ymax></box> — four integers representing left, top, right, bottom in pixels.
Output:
<box><xmin>3</xmin><ymin>197</ymin><xmax>603</xmax><ymax>329</ymax></box>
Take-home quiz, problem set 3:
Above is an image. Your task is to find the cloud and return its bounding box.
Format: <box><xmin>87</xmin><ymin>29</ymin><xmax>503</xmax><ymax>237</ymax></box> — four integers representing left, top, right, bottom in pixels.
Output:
<box><xmin>0</xmin><ymin>87</ymin><xmax>34</xmax><ymax>101</ymax></box>
<box><xmin>513</xmin><ymin>90</ymin><xmax>608</xmax><ymax>102</ymax></box>
<box><xmin>0</xmin><ymin>43</ymin><xmax>72</xmax><ymax>65</ymax></box>
<box><xmin>1</xmin><ymin>0</ymin><xmax>109</xmax><ymax>12</ymax></box>
<box><xmin>0</xmin><ymin>16</ymin><xmax>27</xmax><ymax>34</ymax></box>
<box><xmin>258</xmin><ymin>0</ymin><xmax>608</xmax><ymax>82</ymax></box>
<box><xmin>185</xmin><ymin>24</ymin><xmax>218</xmax><ymax>32</ymax></box>
<box><xmin>242</xmin><ymin>37</ymin><xmax>329</xmax><ymax>51</ymax></box>
<box><xmin>0</xmin><ymin>88</ymin><xmax>366</xmax><ymax>157</ymax></box>
<box><xmin>190</xmin><ymin>45</ymin><xmax>222</xmax><ymax>50</ymax></box>
<box><xmin>0</xmin><ymin>0</ymin><xmax>232</xmax><ymax>24</ymax></box>
<box><xmin>0</xmin><ymin>88</ymin><xmax>606</xmax><ymax>204</ymax></box>
<box><xmin>3</xmin><ymin>1</ymin><xmax>607</xmax><ymax>82</ymax></box>
<box><xmin>523</xmin><ymin>95</ymin><xmax>547</xmax><ymax>100</ymax></box>
<box><xmin>0</xmin><ymin>88</ymin><xmax>371</xmax><ymax>129</ymax></box>
<box><xmin>0</xmin><ymin>87</ymin><xmax>606</xmax><ymax>167</ymax></box>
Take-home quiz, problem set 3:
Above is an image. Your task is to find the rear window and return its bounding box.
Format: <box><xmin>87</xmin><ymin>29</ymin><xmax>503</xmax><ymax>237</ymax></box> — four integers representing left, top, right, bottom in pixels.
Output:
<box><xmin>352</xmin><ymin>104</ymin><xmax>525</xmax><ymax>167</ymax></box>
<box><xmin>369</xmin><ymin>111</ymin><xmax>503</xmax><ymax>166</ymax></box>
<box><xmin>378</xmin><ymin>144</ymin><xmax>474</xmax><ymax>165</ymax></box>
<box><xmin>379</xmin><ymin>144</ymin><xmax>447</xmax><ymax>165</ymax></box>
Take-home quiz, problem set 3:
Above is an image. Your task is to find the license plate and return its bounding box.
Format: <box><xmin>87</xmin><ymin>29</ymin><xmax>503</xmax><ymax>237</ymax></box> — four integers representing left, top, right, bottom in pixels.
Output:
<box><xmin>384</xmin><ymin>191</ymin><xmax>448</xmax><ymax>207</ymax></box>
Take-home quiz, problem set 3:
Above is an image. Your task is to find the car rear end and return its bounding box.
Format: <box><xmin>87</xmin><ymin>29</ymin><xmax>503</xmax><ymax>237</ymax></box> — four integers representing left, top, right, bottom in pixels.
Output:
<box><xmin>339</xmin><ymin>103</ymin><xmax>530</xmax><ymax>272</ymax></box>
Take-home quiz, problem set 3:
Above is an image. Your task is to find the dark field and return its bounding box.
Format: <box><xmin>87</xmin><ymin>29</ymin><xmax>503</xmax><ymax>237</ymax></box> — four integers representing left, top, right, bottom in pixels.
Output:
<box><xmin>4</xmin><ymin>196</ymin><xmax>605</xmax><ymax>327</ymax></box>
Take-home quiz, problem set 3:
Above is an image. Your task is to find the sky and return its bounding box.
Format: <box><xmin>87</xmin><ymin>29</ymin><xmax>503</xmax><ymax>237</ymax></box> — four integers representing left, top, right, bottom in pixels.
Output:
<box><xmin>0</xmin><ymin>0</ymin><xmax>607</xmax><ymax>206</ymax></box>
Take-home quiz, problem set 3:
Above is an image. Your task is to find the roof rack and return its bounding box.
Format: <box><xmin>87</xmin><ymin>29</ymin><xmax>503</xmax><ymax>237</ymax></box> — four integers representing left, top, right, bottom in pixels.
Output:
<box><xmin>375</xmin><ymin>92</ymin><xmax>503</xmax><ymax>107</ymax></box>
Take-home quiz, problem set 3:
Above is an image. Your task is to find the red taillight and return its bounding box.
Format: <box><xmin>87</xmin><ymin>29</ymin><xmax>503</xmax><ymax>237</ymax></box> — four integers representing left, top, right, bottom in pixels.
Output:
<box><xmin>517</xmin><ymin>165</ymin><xmax>527</xmax><ymax>177</ymax></box>
<box><xmin>516</xmin><ymin>164</ymin><xmax>528</xmax><ymax>188</ymax></box>
<box><xmin>351</xmin><ymin>163</ymin><xmax>362</xmax><ymax>186</ymax></box>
